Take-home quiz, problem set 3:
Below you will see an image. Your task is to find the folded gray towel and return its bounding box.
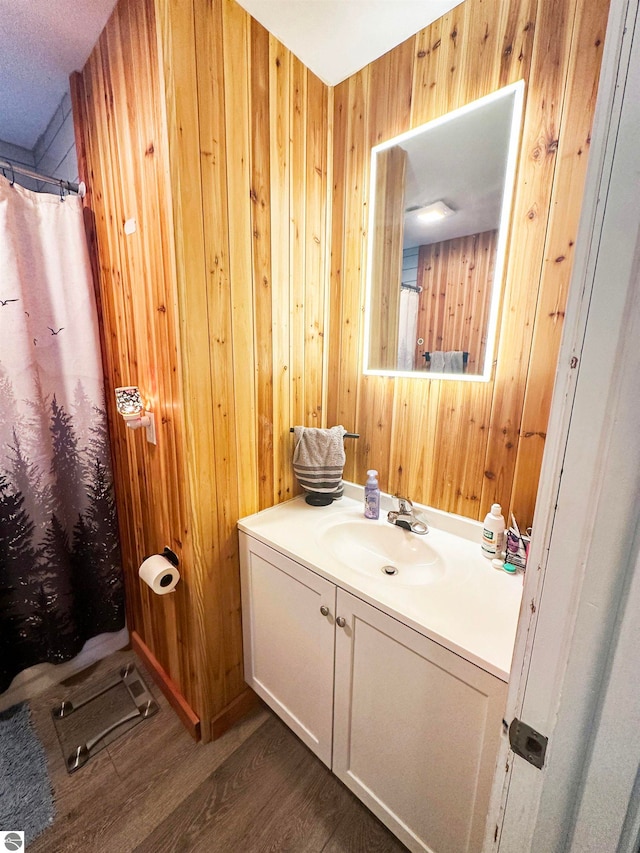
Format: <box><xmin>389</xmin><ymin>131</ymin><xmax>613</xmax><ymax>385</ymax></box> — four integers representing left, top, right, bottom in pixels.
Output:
<box><xmin>430</xmin><ymin>351</ymin><xmax>445</xmax><ymax>372</ymax></box>
<box><xmin>293</xmin><ymin>425</ymin><xmax>346</xmax><ymax>499</ymax></box>
<box><xmin>430</xmin><ymin>351</ymin><xmax>464</xmax><ymax>373</ymax></box>
<box><xmin>444</xmin><ymin>351</ymin><xmax>464</xmax><ymax>373</ymax></box>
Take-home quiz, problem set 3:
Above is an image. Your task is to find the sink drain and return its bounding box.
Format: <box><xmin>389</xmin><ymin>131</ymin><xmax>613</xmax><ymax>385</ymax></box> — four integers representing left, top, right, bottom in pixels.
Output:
<box><xmin>381</xmin><ymin>565</ymin><xmax>399</xmax><ymax>576</ymax></box>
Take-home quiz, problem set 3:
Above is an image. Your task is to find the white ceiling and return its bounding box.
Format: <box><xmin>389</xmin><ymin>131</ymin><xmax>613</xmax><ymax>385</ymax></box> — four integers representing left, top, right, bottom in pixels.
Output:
<box><xmin>235</xmin><ymin>1</ymin><xmax>464</xmax><ymax>85</ymax></box>
<box><xmin>0</xmin><ymin>0</ymin><xmax>462</xmax><ymax>153</ymax></box>
<box><xmin>0</xmin><ymin>0</ymin><xmax>118</xmax><ymax>150</ymax></box>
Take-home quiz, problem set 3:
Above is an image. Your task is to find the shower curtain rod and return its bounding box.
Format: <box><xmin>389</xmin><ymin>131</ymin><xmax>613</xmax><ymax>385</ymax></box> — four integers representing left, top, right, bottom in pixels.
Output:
<box><xmin>0</xmin><ymin>157</ymin><xmax>86</xmax><ymax>198</ymax></box>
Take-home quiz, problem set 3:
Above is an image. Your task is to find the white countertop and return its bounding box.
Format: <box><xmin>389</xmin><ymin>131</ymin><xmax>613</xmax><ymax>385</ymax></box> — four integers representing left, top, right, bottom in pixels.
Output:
<box><xmin>238</xmin><ymin>484</ymin><xmax>524</xmax><ymax>682</ymax></box>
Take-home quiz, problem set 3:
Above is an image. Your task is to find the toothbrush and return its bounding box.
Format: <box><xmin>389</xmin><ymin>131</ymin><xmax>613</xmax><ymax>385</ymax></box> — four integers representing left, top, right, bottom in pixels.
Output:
<box><xmin>512</xmin><ymin>513</ymin><xmax>528</xmax><ymax>556</ymax></box>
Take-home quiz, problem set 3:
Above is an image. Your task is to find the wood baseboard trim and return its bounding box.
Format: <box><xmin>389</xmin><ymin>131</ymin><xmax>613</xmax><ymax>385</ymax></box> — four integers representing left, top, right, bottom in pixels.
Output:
<box><xmin>211</xmin><ymin>687</ymin><xmax>259</xmax><ymax>740</ymax></box>
<box><xmin>131</xmin><ymin>631</ymin><xmax>200</xmax><ymax>741</ymax></box>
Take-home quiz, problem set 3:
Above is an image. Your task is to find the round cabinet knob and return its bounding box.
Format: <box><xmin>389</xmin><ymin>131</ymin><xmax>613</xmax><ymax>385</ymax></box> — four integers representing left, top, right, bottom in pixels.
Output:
<box><xmin>320</xmin><ymin>605</ymin><xmax>330</xmax><ymax>616</ymax></box>
<box><xmin>336</xmin><ymin>616</ymin><xmax>347</xmax><ymax>628</ymax></box>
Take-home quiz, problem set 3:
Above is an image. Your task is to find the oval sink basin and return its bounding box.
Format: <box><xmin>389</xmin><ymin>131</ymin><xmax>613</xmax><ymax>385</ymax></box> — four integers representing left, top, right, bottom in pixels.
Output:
<box><xmin>318</xmin><ymin>519</ymin><xmax>445</xmax><ymax>586</ymax></box>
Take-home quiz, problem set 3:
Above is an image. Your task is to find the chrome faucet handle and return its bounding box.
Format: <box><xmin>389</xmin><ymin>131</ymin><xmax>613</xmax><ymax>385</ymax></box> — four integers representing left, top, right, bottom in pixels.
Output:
<box><xmin>394</xmin><ymin>495</ymin><xmax>413</xmax><ymax>515</ymax></box>
<box><xmin>388</xmin><ymin>495</ymin><xmax>429</xmax><ymax>534</ymax></box>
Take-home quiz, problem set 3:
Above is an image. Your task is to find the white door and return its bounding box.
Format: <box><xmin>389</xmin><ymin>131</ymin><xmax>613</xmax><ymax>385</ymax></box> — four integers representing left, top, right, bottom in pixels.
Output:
<box><xmin>239</xmin><ymin>534</ymin><xmax>336</xmax><ymax>766</ymax></box>
<box><xmin>487</xmin><ymin>1</ymin><xmax>640</xmax><ymax>849</ymax></box>
<box><xmin>333</xmin><ymin>589</ymin><xmax>506</xmax><ymax>853</ymax></box>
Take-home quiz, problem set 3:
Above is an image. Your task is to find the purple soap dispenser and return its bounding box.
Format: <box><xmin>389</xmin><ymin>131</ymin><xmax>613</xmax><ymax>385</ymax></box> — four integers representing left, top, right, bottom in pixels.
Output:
<box><xmin>364</xmin><ymin>469</ymin><xmax>380</xmax><ymax>519</ymax></box>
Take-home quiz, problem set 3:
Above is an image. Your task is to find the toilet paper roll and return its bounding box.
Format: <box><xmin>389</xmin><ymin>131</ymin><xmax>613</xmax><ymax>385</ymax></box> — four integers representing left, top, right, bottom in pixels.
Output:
<box><xmin>139</xmin><ymin>554</ymin><xmax>180</xmax><ymax>594</ymax></box>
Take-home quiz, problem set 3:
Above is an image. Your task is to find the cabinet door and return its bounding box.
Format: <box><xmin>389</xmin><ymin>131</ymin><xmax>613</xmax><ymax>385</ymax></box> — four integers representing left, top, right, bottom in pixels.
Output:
<box><xmin>333</xmin><ymin>589</ymin><xmax>507</xmax><ymax>853</ymax></box>
<box><xmin>239</xmin><ymin>534</ymin><xmax>336</xmax><ymax>766</ymax></box>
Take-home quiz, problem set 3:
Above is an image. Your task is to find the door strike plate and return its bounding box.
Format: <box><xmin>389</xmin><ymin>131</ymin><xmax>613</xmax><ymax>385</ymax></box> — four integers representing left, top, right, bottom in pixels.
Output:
<box><xmin>508</xmin><ymin>718</ymin><xmax>548</xmax><ymax>769</ymax></box>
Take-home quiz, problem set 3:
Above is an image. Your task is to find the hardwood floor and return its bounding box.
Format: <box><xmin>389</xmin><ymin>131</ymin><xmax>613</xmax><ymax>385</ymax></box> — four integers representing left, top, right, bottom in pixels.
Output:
<box><xmin>27</xmin><ymin>650</ymin><xmax>408</xmax><ymax>852</ymax></box>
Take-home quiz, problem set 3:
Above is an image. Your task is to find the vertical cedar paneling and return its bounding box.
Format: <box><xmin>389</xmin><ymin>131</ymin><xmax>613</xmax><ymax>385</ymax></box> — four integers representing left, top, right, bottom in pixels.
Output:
<box><xmin>355</xmin><ymin>375</ymin><xmax>396</xmax><ymax>485</ymax></box>
<box><xmin>369</xmin><ymin>146</ymin><xmax>406</xmax><ymax>370</ymax></box>
<box><xmin>70</xmin><ymin>71</ymin><xmax>137</xmax><ymax>641</ymax></box>
<box><xmin>356</xmin><ymin>39</ymin><xmax>414</xmax><ymax>489</ymax></box>
<box><xmin>509</xmin><ymin>0</ymin><xmax>611</xmax><ymax>523</ymax></box>
<box><xmin>195</xmin><ymin>0</ymin><xmax>245</xmax><ymax>707</ymax></box>
<box><xmin>424</xmin><ymin>0</ymin><xmax>512</xmax><ymax>523</ymax></box>
<box><xmin>338</xmin><ymin>69</ymin><xmax>369</xmax><ymax>484</ymax></box>
<box><xmin>92</xmin><ymin>16</ymin><xmax>148</xmax><ymax>646</ymax></box>
<box><xmin>430</xmin><ymin>381</ymin><xmax>494</xmax><ymax>517</ymax></box>
<box><xmin>326</xmin><ymin>80</ymin><xmax>348</xmax><ymax>431</ymax></box>
<box><xmin>76</xmin><ymin>0</ymin><xmax>202</xmax><ymax>716</ymax></box>
<box><xmin>222</xmin><ymin>0</ymin><xmax>258</xmax><ymax>520</ymax></box>
<box><xmin>322</xmin><ymin>86</ymin><xmax>334</xmax><ymax>430</ymax></box>
<box><xmin>472</xmin><ymin>231</ymin><xmax>496</xmax><ymax>370</ymax></box>
<box><xmin>479</xmin><ymin>0</ymin><xmax>577</xmax><ymax>517</ymax></box>
<box><xmin>249</xmin><ymin>19</ymin><xmax>275</xmax><ymax>510</ymax></box>
<box><xmin>76</xmin><ymin>0</ymin><xmax>607</xmax><ymax>739</ymax></box>
<box><xmin>388</xmin><ymin>377</ymin><xmax>440</xmax><ymax>499</ymax></box>
<box><xmin>304</xmin><ymin>70</ymin><xmax>328</xmax><ymax>429</ymax></box>
<box><xmin>76</xmin><ymin>0</ymin><xmax>332</xmax><ymax>736</ymax></box>
<box><xmin>410</xmin><ymin>14</ymin><xmax>447</xmax><ymax>126</ymax></box>
<box><xmin>115</xmin><ymin>5</ymin><xmax>178</xmax><ymax>674</ymax></box>
<box><xmin>290</xmin><ymin>57</ymin><xmax>307</xmax><ymax>435</ymax></box>
<box><xmin>269</xmin><ymin>35</ymin><xmax>291</xmax><ymax>504</ymax></box>
<box><xmin>156</xmin><ymin>0</ymin><xmax>332</xmax><ymax>714</ymax></box>
<box><xmin>331</xmin><ymin>0</ymin><xmax>609</xmax><ymax>527</ymax></box>
<box><xmin>140</xmin><ymin>0</ymin><xmax>195</xmax><ymax>684</ymax></box>
<box><xmin>157</xmin><ymin>0</ymin><xmax>220</xmax><ymax>728</ymax></box>
<box><xmin>415</xmin><ymin>230</ymin><xmax>497</xmax><ymax>372</ymax></box>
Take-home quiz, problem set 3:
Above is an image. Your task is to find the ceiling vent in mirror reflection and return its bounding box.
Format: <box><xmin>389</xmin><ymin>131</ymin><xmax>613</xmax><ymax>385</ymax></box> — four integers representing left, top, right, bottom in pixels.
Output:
<box><xmin>413</xmin><ymin>200</ymin><xmax>456</xmax><ymax>224</ymax></box>
<box><xmin>363</xmin><ymin>80</ymin><xmax>525</xmax><ymax>381</ymax></box>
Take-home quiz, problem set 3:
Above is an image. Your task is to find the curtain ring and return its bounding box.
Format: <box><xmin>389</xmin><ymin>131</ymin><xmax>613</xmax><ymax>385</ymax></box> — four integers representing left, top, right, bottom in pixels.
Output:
<box><xmin>1</xmin><ymin>164</ymin><xmax>15</xmax><ymax>185</ymax></box>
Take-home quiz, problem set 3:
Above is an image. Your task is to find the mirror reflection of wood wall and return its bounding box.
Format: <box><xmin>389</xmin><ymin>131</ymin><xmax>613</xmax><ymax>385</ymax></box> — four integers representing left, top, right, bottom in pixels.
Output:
<box><xmin>369</xmin><ymin>146</ymin><xmax>406</xmax><ymax>369</ymax></box>
<box><xmin>413</xmin><ymin>230</ymin><xmax>497</xmax><ymax>372</ymax></box>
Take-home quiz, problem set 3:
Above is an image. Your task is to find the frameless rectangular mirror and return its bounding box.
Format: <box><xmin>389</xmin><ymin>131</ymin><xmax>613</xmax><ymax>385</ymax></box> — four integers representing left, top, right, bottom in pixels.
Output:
<box><xmin>363</xmin><ymin>80</ymin><xmax>524</xmax><ymax>381</ymax></box>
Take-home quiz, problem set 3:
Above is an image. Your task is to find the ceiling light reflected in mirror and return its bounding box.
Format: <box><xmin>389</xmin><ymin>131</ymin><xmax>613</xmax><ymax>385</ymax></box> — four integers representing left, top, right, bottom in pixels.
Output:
<box><xmin>363</xmin><ymin>80</ymin><xmax>525</xmax><ymax>381</ymax></box>
<box><xmin>413</xmin><ymin>201</ymin><xmax>456</xmax><ymax>224</ymax></box>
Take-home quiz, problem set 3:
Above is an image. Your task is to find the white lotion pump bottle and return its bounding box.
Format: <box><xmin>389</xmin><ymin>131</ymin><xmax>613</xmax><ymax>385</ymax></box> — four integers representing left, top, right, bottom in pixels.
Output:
<box><xmin>482</xmin><ymin>503</ymin><xmax>505</xmax><ymax>558</ymax></box>
<box><xmin>364</xmin><ymin>470</ymin><xmax>380</xmax><ymax>519</ymax></box>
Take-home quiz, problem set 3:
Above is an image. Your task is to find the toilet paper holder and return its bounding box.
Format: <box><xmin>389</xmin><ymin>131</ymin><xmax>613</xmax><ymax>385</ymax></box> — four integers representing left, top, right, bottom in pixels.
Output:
<box><xmin>139</xmin><ymin>547</ymin><xmax>181</xmax><ymax>595</ymax></box>
<box><xmin>141</xmin><ymin>547</ymin><xmax>179</xmax><ymax>568</ymax></box>
<box><xmin>160</xmin><ymin>546</ymin><xmax>179</xmax><ymax>567</ymax></box>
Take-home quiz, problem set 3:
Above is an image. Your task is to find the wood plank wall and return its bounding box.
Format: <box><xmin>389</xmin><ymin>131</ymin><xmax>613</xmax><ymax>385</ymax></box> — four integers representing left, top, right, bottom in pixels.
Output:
<box><xmin>70</xmin><ymin>0</ymin><xmax>206</xmax><ymax>722</ymax></box>
<box><xmin>328</xmin><ymin>0</ymin><xmax>609</xmax><ymax>527</ymax></box>
<box><xmin>74</xmin><ymin>0</ymin><xmax>607</xmax><ymax>736</ymax></box>
<box><xmin>415</xmin><ymin>230</ymin><xmax>497</xmax><ymax>372</ymax></box>
<box><xmin>369</xmin><ymin>146</ymin><xmax>406</xmax><ymax>369</ymax></box>
<box><xmin>156</xmin><ymin>0</ymin><xmax>330</xmax><ymax>729</ymax></box>
<box><xmin>73</xmin><ymin>0</ymin><xmax>330</xmax><ymax>737</ymax></box>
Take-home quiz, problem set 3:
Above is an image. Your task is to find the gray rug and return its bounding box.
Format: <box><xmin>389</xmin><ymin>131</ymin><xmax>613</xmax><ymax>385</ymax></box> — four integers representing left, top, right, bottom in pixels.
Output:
<box><xmin>0</xmin><ymin>703</ymin><xmax>55</xmax><ymax>844</ymax></box>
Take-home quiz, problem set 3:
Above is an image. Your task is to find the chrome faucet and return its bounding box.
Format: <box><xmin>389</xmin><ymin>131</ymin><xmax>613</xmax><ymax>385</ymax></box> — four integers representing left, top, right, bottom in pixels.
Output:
<box><xmin>387</xmin><ymin>495</ymin><xmax>429</xmax><ymax>535</ymax></box>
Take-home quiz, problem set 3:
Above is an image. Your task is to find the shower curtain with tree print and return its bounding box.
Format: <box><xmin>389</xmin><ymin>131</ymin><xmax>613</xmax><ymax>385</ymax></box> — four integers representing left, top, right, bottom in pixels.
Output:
<box><xmin>0</xmin><ymin>175</ymin><xmax>124</xmax><ymax>693</ymax></box>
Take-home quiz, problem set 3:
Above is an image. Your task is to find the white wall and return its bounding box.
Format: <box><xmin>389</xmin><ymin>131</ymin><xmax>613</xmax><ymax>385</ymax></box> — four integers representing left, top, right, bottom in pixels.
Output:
<box><xmin>0</xmin><ymin>90</ymin><xmax>78</xmax><ymax>193</ymax></box>
<box><xmin>33</xmin><ymin>90</ymin><xmax>78</xmax><ymax>186</ymax></box>
<box><xmin>0</xmin><ymin>138</ymin><xmax>39</xmax><ymax>190</ymax></box>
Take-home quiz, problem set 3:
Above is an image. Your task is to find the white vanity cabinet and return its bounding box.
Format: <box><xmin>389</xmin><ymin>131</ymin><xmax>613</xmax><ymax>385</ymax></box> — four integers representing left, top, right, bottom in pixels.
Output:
<box><xmin>333</xmin><ymin>588</ymin><xmax>506</xmax><ymax>853</ymax></box>
<box><xmin>239</xmin><ymin>535</ymin><xmax>336</xmax><ymax>766</ymax></box>
<box><xmin>239</xmin><ymin>531</ymin><xmax>508</xmax><ymax>853</ymax></box>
